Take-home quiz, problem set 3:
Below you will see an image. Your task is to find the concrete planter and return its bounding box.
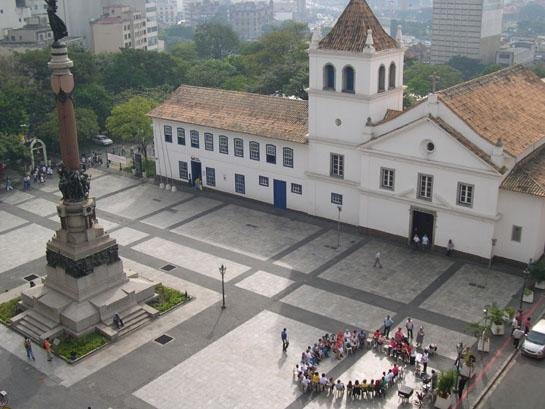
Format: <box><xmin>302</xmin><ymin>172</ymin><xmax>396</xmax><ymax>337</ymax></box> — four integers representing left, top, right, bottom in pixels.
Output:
<box><xmin>535</xmin><ymin>281</ymin><xmax>545</xmax><ymax>290</ymax></box>
<box><xmin>491</xmin><ymin>323</ymin><xmax>505</xmax><ymax>335</ymax></box>
<box><xmin>434</xmin><ymin>394</ymin><xmax>452</xmax><ymax>409</ymax></box>
<box><xmin>523</xmin><ymin>290</ymin><xmax>534</xmax><ymax>303</ymax></box>
<box><xmin>477</xmin><ymin>337</ymin><xmax>490</xmax><ymax>352</ymax></box>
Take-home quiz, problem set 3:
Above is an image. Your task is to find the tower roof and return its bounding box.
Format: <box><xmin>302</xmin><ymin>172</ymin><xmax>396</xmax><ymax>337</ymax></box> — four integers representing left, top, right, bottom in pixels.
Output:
<box><xmin>318</xmin><ymin>0</ymin><xmax>398</xmax><ymax>53</ymax></box>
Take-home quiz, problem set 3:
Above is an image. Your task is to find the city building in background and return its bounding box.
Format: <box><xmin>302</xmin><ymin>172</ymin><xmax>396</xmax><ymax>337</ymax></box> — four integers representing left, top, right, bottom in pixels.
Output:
<box><xmin>0</xmin><ymin>0</ymin><xmax>31</xmax><ymax>38</ymax></box>
<box><xmin>431</xmin><ymin>0</ymin><xmax>503</xmax><ymax>64</ymax></box>
<box><xmin>157</xmin><ymin>0</ymin><xmax>179</xmax><ymax>26</ymax></box>
<box><xmin>229</xmin><ymin>1</ymin><xmax>273</xmax><ymax>40</ymax></box>
<box><xmin>4</xmin><ymin>14</ymin><xmax>52</xmax><ymax>47</ymax></box>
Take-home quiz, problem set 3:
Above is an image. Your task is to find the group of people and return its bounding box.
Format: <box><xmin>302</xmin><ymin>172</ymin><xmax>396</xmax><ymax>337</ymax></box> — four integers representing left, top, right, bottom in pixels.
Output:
<box><xmin>512</xmin><ymin>309</ymin><xmax>532</xmax><ymax>348</ymax></box>
<box><xmin>81</xmin><ymin>152</ymin><xmax>103</xmax><ymax>168</ymax></box>
<box><xmin>27</xmin><ymin>164</ymin><xmax>54</xmax><ymax>188</ymax></box>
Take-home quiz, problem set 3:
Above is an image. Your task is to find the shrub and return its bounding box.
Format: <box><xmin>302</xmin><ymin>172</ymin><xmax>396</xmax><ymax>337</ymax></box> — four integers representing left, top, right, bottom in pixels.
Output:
<box><xmin>437</xmin><ymin>369</ymin><xmax>457</xmax><ymax>398</ymax></box>
<box><xmin>0</xmin><ymin>297</ymin><xmax>21</xmax><ymax>324</ymax></box>
<box><xmin>147</xmin><ymin>284</ymin><xmax>188</xmax><ymax>313</ymax></box>
<box><xmin>54</xmin><ymin>331</ymin><xmax>108</xmax><ymax>361</ymax></box>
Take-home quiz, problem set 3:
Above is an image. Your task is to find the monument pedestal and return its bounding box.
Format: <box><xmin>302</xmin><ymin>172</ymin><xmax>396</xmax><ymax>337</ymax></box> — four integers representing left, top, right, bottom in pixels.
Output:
<box><xmin>13</xmin><ymin>198</ymin><xmax>157</xmax><ymax>341</ymax></box>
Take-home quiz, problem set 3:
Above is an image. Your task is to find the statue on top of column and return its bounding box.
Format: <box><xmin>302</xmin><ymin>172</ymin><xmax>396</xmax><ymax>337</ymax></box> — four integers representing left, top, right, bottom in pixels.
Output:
<box><xmin>45</xmin><ymin>0</ymin><xmax>68</xmax><ymax>42</ymax></box>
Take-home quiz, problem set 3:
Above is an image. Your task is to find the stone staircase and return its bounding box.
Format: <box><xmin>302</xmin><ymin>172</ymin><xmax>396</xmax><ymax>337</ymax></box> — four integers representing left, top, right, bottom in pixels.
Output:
<box><xmin>97</xmin><ymin>304</ymin><xmax>158</xmax><ymax>340</ymax></box>
<box><xmin>11</xmin><ymin>310</ymin><xmax>62</xmax><ymax>342</ymax></box>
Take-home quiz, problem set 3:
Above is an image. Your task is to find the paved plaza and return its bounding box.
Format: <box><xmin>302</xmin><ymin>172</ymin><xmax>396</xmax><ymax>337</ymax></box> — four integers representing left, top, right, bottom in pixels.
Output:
<box><xmin>0</xmin><ymin>172</ymin><xmax>526</xmax><ymax>409</ymax></box>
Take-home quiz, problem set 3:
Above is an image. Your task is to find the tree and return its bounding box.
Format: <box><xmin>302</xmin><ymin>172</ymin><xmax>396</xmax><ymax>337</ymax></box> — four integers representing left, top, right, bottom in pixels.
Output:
<box><xmin>160</xmin><ymin>24</ymin><xmax>194</xmax><ymax>48</ymax></box>
<box><xmin>194</xmin><ymin>21</ymin><xmax>239</xmax><ymax>59</ymax></box>
<box><xmin>106</xmin><ymin>96</ymin><xmax>157</xmax><ymax>160</ymax></box>
<box><xmin>0</xmin><ymin>133</ymin><xmax>29</xmax><ymax>165</ymax></box>
<box><xmin>480</xmin><ymin>64</ymin><xmax>503</xmax><ymax>76</ymax></box>
<box><xmin>168</xmin><ymin>41</ymin><xmax>199</xmax><ymax>62</ymax></box>
<box><xmin>186</xmin><ymin>59</ymin><xmax>237</xmax><ymax>88</ymax></box>
<box><xmin>533</xmin><ymin>64</ymin><xmax>545</xmax><ymax>78</ymax></box>
<box><xmin>447</xmin><ymin>56</ymin><xmax>485</xmax><ymax>80</ymax></box>
<box><xmin>404</xmin><ymin>63</ymin><xmax>463</xmax><ymax>97</ymax></box>
<box><xmin>75</xmin><ymin>83</ymin><xmax>113</xmax><ymax>129</ymax></box>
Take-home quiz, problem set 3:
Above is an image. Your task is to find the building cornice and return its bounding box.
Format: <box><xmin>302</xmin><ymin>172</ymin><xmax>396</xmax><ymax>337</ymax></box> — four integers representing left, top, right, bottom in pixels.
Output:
<box><xmin>309</xmin><ymin>47</ymin><xmax>404</xmax><ymax>59</ymax></box>
<box><xmin>308</xmin><ymin>136</ymin><xmax>362</xmax><ymax>148</ymax></box>
<box><xmin>305</xmin><ymin>171</ymin><xmax>360</xmax><ymax>187</ymax></box>
<box><xmin>308</xmin><ymin>87</ymin><xmax>403</xmax><ymax>103</ymax></box>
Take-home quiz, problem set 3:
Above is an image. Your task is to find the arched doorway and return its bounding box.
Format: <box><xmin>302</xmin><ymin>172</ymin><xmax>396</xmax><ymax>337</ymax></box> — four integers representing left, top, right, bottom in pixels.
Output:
<box><xmin>29</xmin><ymin>138</ymin><xmax>48</xmax><ymax>169</ymax></box>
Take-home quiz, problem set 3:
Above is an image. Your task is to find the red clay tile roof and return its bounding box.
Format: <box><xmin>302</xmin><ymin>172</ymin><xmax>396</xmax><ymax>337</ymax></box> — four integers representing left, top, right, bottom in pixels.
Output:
<box><xmin>148</xmin><ymin>85</ymin><xmax>308</xmax><ymax>144</ymax></box>
<box><xmin>501</xmin><ymin>147</ymin><xmax>545</xmax><ymax>197</ymax></box>
<box><xmin>438</xmin><ymin>66</ymin><xmax>545</xmax><ymax>157</ymax></box>
<box><xmin>318</xmin><ymin>0</ymin><xmax>398</xmax><ymax>53</ymax></box>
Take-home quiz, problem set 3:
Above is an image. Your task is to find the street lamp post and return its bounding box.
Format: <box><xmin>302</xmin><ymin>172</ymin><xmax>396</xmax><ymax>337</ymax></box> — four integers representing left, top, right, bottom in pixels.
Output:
<box><xmin>453</xmin><ymin>341</ymin><xmax>464</xmax><ymax>395</ymax></box>
<box><xmin>336</xmin><ymin>205</ymin><xmax>342</xmax><ymax>249</ymax></box>
<box><xmin>219</xmin><ymin>264</ymin><xmax>226</xmax><ymax>309</ymax></box>
<box><xmin>519</xmin><ymin>261</ymin><xmax>531</xmax><ymax>310</ymax></box>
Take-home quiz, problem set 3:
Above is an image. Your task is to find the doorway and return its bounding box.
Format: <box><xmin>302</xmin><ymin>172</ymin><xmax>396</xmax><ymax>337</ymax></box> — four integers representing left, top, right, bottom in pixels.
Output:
<box><xmin>411</xmin><ymin>209</ymin><xmax>435</xmax><ymax>245</ymax></box>
<box><xmin>273</xmin><ymin>179</ymin><xmax>286</xmax><ymax>209</ymax></box>
<box><xmin>191</xmin><ymin>160</ymin><xmax>202</xmax><ymax>184</ymax></box>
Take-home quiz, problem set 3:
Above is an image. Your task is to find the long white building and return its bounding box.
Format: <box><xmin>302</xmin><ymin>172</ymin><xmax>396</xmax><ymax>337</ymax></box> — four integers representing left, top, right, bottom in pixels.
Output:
<box><xmin>150</xmin><ymin>0</ymin><xmax>545</xmax><ymax>264</ymax></box>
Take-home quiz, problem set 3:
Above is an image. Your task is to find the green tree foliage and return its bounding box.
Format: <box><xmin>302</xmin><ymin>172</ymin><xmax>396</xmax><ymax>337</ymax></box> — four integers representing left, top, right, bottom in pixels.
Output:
<box><xmin>517</xmin><ymin>2</ymin><xmax>545</xmax><ymax>35</ymax></box>
<box><xmin>168</xmin><ymin>41</ymin><xmax>199</xmax><ymax>63</ymax></box>
<box><xmin>160</xmin><ymin>24</ymin><xmax>194</xmax><ymax>48</ymax></box>
<box><xmin>75</xmin><ymin>83</ymin><xmax>113</xmax><ymax>129</ymax></box>
<box><xmin>186</xmin><ymin>59</ymin><xmax>237</xmax><ymax>88</ymax></box>
<box><xmin>404</xmin><ymin>63</ymin><xmax>463</xmax><ymax>97</ymax></box>
<box><xmin>106</xmin><ymin>96</ymin><xmax>157</xmax><ymax>159</ymax></box>
<box><xmin>0</xmin><ymin>133</ymin><xmax>29</xmax><ymax>165</ymax></box>
<box><xmin>194</xmin><ymin>21</ymin><xmax>240</xmax><ymax>59</ymax></box>
<box><xmin>533</xmin><ymin>64</ymin><xmax>545</xmax><ymax>78</ymax></box>
<box><xmin>447</xmin><ymin>56</ymin><xmax>485</xmax><ymax>80</ymax></box>
<box><xmin>103</xmin><ymin>49</ymin><xmax>184</xmax><ymax>93</ymax></box>
<box><xmin>480</xmin><ymin>64</ymin><xmax>503</xmax><ymax>76</ymax></box>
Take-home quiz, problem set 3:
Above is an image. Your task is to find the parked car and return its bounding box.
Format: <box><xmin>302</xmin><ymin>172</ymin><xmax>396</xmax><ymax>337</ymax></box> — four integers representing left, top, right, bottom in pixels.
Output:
<box><xmin>92</xmin><ymin>134</ymin><xmax>113</xmax><ymax>146</ymax></box>
<box><xmin>521</xmin><ymin>318</ymin><xmax>545</xmax><ymax>358</ymax></box>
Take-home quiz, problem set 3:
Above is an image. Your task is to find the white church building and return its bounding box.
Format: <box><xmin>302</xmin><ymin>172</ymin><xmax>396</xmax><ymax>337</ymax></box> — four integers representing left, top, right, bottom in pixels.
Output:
<box><xmin>150</xmin><ymin>0</ymin><xmax>545</xmax><ymax>264</ymax></box>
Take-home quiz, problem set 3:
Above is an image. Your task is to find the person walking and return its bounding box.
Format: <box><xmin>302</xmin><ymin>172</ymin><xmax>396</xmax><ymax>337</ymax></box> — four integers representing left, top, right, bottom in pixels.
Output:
<box><xmin>281</xmin><ymin>328</ymin><xmax>289</xmax><ymax>352</ymax></box>
<box><xmin>373</xmin><ymin>251</ymin><xmax>382</xmax><ymax>268</ymax></box>
<box><xmin>43</xmin><ymin>337</ymin><xmax>53</xmax><ymax>361</ymax></box>
<box><xmin>405</xmin><ymin>318</ymin><xmax>414</xmax><ymax>342</ymax></box>
<box><xmin>24</xmin><ymin>337</ymin><xmax>35</xmax><ymax>361</ymax></box>
<box><xmin>416</xmin><ymin>326</ymin><xmax>425</xmax><ymax>348</ymax></box>
<box><xmin>383</xmin><ymin>315</ymin><xmax>394</xmax><ymax>338</ymax></box>
<box><xmin>512</xmin><ymin>327</ymin><xmax>524</xmax><ymax>348</ymax></box>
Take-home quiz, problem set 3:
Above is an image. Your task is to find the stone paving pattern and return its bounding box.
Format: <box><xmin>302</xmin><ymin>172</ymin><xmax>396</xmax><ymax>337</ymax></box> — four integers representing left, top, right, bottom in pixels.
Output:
<box><xmin>0</xmin><ymin>170</ymin><xmax>528</xmax><ymax>409</ymax></box>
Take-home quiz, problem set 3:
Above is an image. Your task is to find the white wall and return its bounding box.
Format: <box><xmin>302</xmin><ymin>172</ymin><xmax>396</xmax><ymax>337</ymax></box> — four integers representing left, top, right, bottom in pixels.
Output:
<box><xmin>495</xmin><ymin>190</ymin><xmax>545</xmax><ymax>263</ymax></box>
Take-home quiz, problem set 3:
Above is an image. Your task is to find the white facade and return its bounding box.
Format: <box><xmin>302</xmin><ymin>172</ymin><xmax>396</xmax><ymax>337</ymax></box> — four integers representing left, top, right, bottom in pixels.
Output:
<box><xmin>0</xmin><ymin>0</ymin><xmax>30</xmax><ymax>37</ymax></box>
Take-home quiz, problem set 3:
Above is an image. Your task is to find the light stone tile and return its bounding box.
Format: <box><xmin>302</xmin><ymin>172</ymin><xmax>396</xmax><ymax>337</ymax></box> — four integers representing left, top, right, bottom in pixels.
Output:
<box><xmin>0</xmin><ymin>258</ymin><xmax>218</xmax><ymax>387</ymax></box>
<box><xmin>0</xmin><ymin>210</ymin><xmax>27</xmax><ymax>233</ymax></box>
<box><xmin>38</xmin><ymin>182</ymin><xmax>59</xmax><ymax>193</ymax></box>
<box><xmin>173</xmin><ymin>204</ymin><xmax>321</xmax><ymax>260</ymax></box>
<box><xmin>0</xmin><ymin>190</ymin><xmax>34</xmax><ymax>205</ymax></box>
<box><xmin>109</xmin><ymin>227</ymin><xmax>149</xmax><ymax>246</ymax></box>
<box><xmin>319</xmin><ymin>240</ymin><xmax>453</xmax><ymax>303</ymax></box>
<box><xmin>86</xmin><ymin>168</ymin><xmax>105</xmax><ymax>178</ymax></box>
<box><xmin>98</xmin><ymin>184</ymin><xmax>192</xmax><ymax>219</ymax></box>
<box><xmin>235</xmin><ymin>271</ymin><xmax>295</xmax><ymax>297</ymax></box>
<box><xmin>132</xmin><ymin>237</ymin><xmax>250</xmax><ymax>281</ymax></box>
<box><xmin>142</xmin><ymin>197</ymin><xmax>222</xmax><ymax>229</ymax></box>
<box><xmin>95</xmin><ymin>218</ymin><xmax>119</xmax><ymax>232</ymax></box>
<box><xmin>281</xmin><ymin>285</ymin><xmax>395</xmax><ymax>331</ymax></box>
<box><xmin>420</xmin><ymin>264</ymin><xmax>523</xmax><ymax>323</ymax></box>
<box><xmin>397</xmin><ymin>317</ymin><xmax>475</xmax><ymax>360</ymax></box>
<box><xmin>17</xmin><ymin>197</ymin><xmax>58</xmax><ymax>217</ymax></box>
<box><xmin>134</xmin><ymin>310</ymin><xmax>339</xmax><ymax>409</ymax></box>
<box><xmin>89</xmin><ymin>174</ymin><xmax>139</xmax><ymax>198</ymax></box>
<box><xmin>275</xmin><ymin>230</ymin><xmax>361</xmax><ymax>273</ymax></box>
<box><xmin>0</xmin><ymin>224</ymin><xmax>52</xmax><ymax>274</ymax></box>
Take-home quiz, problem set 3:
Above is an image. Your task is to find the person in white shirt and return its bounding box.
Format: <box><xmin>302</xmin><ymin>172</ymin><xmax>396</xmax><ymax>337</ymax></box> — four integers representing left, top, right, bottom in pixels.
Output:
<box><xmin>422</xmin><ymin>234</ymin><xmax>429</xmax><ymax>249</ymax></box>
<box><xmin>373</xmin><ymin>251</ymin><xmax>383</xmax><ymax>268</ymax></box>
<box><xmin>413</xmin><ymin>234</ymin><xmax>420</xmax><ymax>249</ymax></box>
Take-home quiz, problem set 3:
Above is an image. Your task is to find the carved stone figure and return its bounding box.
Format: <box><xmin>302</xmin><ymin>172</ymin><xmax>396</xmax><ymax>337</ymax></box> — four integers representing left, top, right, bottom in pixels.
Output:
<box><xmin>58</xmin><ymin>164</ymin><xmax>90</xmax><ymax>202</ymax></box>
<box><xmin>45</xmin><ymin>0</ymin><xmax>68</xmax><ymax>42</ymax></box>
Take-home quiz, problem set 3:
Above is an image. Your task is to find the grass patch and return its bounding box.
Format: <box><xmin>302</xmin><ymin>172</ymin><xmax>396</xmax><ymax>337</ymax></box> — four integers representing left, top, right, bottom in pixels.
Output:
<box><xmin>147</xmin><ymin>284</ymin><xmax>189</xmax><ymax>313</ymax></box>
<box><xmin>0</xmin><ymin>297</ymin><xmax>21</xmax><ymax>324</ymax></box>
<box><xmin>54</xmin><ymin>331</ymin><xmax>109</xmax><ymax>361</ymax></box>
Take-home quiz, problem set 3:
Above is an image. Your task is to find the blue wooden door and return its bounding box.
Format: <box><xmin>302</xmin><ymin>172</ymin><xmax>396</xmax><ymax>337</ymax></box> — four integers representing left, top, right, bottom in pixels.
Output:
<box><xmin>273</xmin><ymin>180</ymin><xmax>286</xmax><ymax>209</ymax></box>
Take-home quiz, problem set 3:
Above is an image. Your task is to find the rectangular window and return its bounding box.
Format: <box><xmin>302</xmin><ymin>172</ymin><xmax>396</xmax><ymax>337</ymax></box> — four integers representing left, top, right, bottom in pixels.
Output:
<box><xmin>380</xmin><ymin>167</ymin><xmax>395</xmax><ymax>190</ymax></box>
<box><xmin>417</xmin><ymin>173</ymin><xmax>433</xmax><ymax>201</ymax></box>
<box><xmin>511</xmin><ymin>225</ymin><xmax>522</xmax><ymax>242</ymax></box>
<box><xmin>164</xmin><ymin>125</ymin><xmax>172</xmax><ymax>143</ymax></box>
<box><xmin>234</xmin><ymin>138</ymin><xmax>244</xmax><ymax>157</ymax></box>
<box><xmin>205</xmin><ymin>167</ymin><xmax>215</xmax><ymax>187</ymax></box>
<box><xmin>235</xmin><ymin>174</ymin><xmax>245</xmax><ymax>194</ymax></box>
<box><xmin>178</xmin><ymin>161</ymin><xmax>188</xmax><ymax>180</ymax></box>
<box><xmin>250</xmin><ymin>141</ymin><xmax>260</xmax><ymax>161</ymax></box>
<box><xmin>283</xmin><ymin>147</ymin><xmax>294</xmax><ymax>168</ymax></box>
<box><xmin>259</xmin><ymin>176</ymin><xmax>269</xmax><ymax>187</ymax></box>
<box><xmin>177</xmin><ymin>127</ymin><xmax>185</xmax><ymax>145</ymax></box>
<box><xmin>330</xmin><ymin>153</ymin><xmax>344</xmax><ymax>178</ymax></box>
<box><xmin>291</xmin><ymin>183</ymin><xmax>302</xmax><ymax>194</ymax></box>
<box><xmin>266</xmin><ymin>144</ymin><xmax>276</xmax><ymax>164</ymax></box>
<box><xmin>331</xmin><ymin>193</ymin><xmax>343</xmax><ymax>205</ymax></box>
<box><xmin>219</xmin><ymin>135</ymin><xmax>228</xmax><ymax>154</ymax></box>
<box><xmin>204</xmin><ymin>132</ymin><xmax>214</xmax><ymax>151</ymax></box>
<box><xmin>457</xmin><ymin>182</ymin><xmax>474</xmax><ymax>207</ymax></box>
<box><xmin>190</xmin><ymin>130</ymin><xmax>199</xmax><ymax>148</ymax></box>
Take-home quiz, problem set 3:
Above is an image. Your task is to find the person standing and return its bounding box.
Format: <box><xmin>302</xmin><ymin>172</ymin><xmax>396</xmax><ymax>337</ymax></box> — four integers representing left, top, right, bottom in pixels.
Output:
<box><xmin>373</xmin><ymin>251</ymin><xmax>383</xmax><ymax>268</ymax></box>
<box><xmin>421</xmin><ymin>349</ymin><xmax>429</xmax><ymax>373</ymax></box>
<box><xmin>281</xmin><ymin>328</ymin><xmax>289</xmax><ymax>352</ymax></box>
<box><xmin>24</xmin><ymin>337</ymin><xmax>35</xmax><ymax>361</ymax></box>
<box><xmin>413</xmin><ymin>234</ymin><xmax>420</xmax><ymax>249</ymax></box>
<box><xmin>416</xmin><ymin>326</ymin><xmax>425</xmax><ymax>348</ymax></box>
<box><xmin>405</xmin><ymin>318</ymin><xmax>414</xmax><ymax>342</ymax></box>
<box><xmin>383</xmin><ymin>315</ymin><xmax>394</xmax><ymax>338</ymax></box>
<box><xmin>512</xmin><ymin>327</ymin><xmax>524</xmax><ymax>348</ymax></box>
<box><xmin>446</xmin><ymin>239</ymin><xmax>454</xmax><ymax>256</ymax></box>
<box><xmin>43</xmin><ymin>337</ymin><xmax>53</xmax><ymax>361</ymax></box>
<box><xmin>422</xmin><ymin>234</ymin><xmax>429</xmax><ymax>250</ymax></box>
<box><xmin>524</xmin><ymin>316</ymin><xmax>532</xmax><ymax>334</ymax></box>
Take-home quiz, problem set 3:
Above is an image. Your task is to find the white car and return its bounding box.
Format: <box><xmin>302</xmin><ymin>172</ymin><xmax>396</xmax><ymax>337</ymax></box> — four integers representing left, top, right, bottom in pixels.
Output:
<box><xmin>521</xmin><ymin>318</ymin><xmax>545</xmax><ymax>359</ymax></box>
<box><xmin>92</xmin><ymin>134</ymin><xmax>113</xmax><ymax>146</ymax></box>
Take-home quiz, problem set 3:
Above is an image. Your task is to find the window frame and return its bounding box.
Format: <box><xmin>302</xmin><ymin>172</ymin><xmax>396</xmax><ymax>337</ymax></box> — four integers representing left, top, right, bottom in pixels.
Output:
<box><xmin>235</xmin><ymin>173</ymin><xmax>245</xmax><ymax>194</ymax></box>
<box><xmin>291</xmin><ymin>183</ymin><xmax>302</xmax><ymax>195</ymax></box>
<box><xmin>331</xmin><ymin>193</ymin><xmax>343</xmax><ymax>205</ymax></box>
<box><xmin>249</xmin><ymin>141</ymin><xmax>260</xmax><ymax>161</ymax></box>
<box><xmin>380</xmin><ymin>167</ymin><xmax>395</xmax><ymax>191</ymax></box>
<box><xmin>342</xmin><ymin>65</ymin><xmax>355</xmax><ymax>93</ymax></box>
<box><xmin>178</xmin><ymin>161</ymin><xmax>188</xmax><ymax>180</ymax></box>
<box><xmin>204</xmin><ymin>132</ymin><xmax>214</xmax><ymax>151</ymax></box>
<box><xmin>457</xmin><ymin>182</ymin><xmax>474</xmax><ymax>207</ymax></box>
<box><xmin>266</xmin><ymin>144</ymin><xmax>276</xmax><ymax>164</ymax></box>
<box><xmin>378</xmin><ymin>65</ymin><xmax>386</xmax><ymax>93</ymax></box>
<box><xmin>205</xmin><ymin>167</ymin><xmax>216</xmax><ymax>187</ymax></box>
<box><xmin>511</xmin><ymin>225</ymin><xmax>522</xmax><ymax>242</ymax></box>
<box><xmin>388</xmin><ymin>62</ymin><xmax>396</xmax><ymax>89</ymax></box>
<box><xmin>219</xmin><ymin>135</ymin><xmax>228</xmax><ymax>154</ymax></box>
<box><xmin>323</xmin><ymin>63</ymin><xmax>335</xmax><ymax>90</ymax></box>
<box><xmin>417</xmin><ymin>173</ymin><xmax>433</xmax><ymax>201</ymax></box>
<box><xmin>190</xmin><ymin>130</ymin><xmax>199</xmax><ymax>148</ymax></box>
<box><xmin>234</xmin><ymin>138</ymin><xmax>244</xmax><ymax>157</ymax></box>
<box><xmin>176</xmin><ymin>127</ymin><xmax>185</xmax><ymax>145</ymax></box>
<box><xmin>283</xmin><ymin>147</ymin><xmax>294</xmax><ymax>168</ymax></box>
<box><xmin>259</xmin><ymin>175</ymin><xmax>269</xmax><ymax>187</ymax></box>
<box><xmin>164</xmin><ymin>125</ymin><xmax>172</xmax><ymax>143</ymax></box>
<box><xmin>330</xmin><ymin>153</ymin><xmax>344</xmax><ymax>179</ymax></box>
